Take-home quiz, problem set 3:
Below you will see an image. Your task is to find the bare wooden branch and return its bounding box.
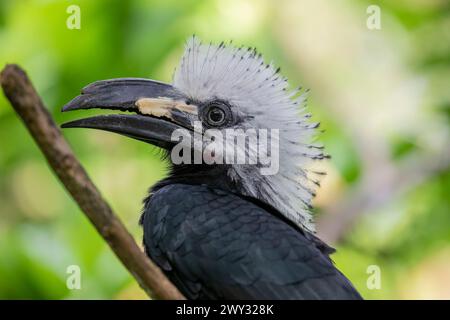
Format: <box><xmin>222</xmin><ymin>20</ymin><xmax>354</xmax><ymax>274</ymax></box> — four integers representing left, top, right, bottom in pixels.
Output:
<box><xmin>0</xmin><ymin>64</ymin><xmax>185</xmax><ymax>300</ymax></box>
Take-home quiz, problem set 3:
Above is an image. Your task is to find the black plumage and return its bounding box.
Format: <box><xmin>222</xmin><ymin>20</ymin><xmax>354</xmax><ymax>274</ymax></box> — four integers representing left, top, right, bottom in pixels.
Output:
<box><xmin>141</xmin><ymin>183</ymin><xmax>362</xmax><ymax>300</ymax></box>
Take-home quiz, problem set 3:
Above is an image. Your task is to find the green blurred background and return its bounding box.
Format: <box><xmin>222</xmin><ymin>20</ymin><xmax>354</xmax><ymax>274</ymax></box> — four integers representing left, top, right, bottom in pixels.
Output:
<box><xmin>0</xmin><ymin>0</ymin><xmax>449</xmax><ymax>299</ymax></box>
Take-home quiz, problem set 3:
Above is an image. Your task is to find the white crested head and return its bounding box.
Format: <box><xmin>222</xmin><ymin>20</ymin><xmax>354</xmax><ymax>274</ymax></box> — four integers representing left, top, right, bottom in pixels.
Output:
<box><xmin>171</xmin><ymin>36</ymin><xmax>327</xmax><ymax>232</ymax></box>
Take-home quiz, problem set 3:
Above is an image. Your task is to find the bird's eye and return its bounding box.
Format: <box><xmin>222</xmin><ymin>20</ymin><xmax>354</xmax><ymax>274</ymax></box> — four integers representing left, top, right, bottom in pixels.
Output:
<box><xmin>207</xmin><ymin>108</ymin><xmax>225</xmax><ymax>125</ymax></box>
<box><xmin>202</xmin><ymin>101</ymin><xmax>232</xmax><ymax>127</ymax></box>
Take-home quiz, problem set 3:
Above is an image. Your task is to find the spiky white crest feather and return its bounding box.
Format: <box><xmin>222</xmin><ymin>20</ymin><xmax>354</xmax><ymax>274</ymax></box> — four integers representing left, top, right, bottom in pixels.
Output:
<box><xmin>172</xmin><ymin>36</ymin><xmax>327</xmax><ymax>232</ymax></box>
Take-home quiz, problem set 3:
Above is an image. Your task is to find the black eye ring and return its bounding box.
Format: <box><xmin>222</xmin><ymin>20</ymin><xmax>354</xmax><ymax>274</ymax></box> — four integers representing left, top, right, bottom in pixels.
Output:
<box><xmin>202</xmin><ymin>100</ymin><xmax>233</xmax><ymax>127</ymax></box>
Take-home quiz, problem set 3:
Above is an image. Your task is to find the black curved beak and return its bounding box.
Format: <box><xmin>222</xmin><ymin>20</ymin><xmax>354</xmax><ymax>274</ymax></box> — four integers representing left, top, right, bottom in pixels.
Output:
<box><xmin>61</xmin><ymin>78</ymin><xmax>197</xmax><ymax>149</ymax></box>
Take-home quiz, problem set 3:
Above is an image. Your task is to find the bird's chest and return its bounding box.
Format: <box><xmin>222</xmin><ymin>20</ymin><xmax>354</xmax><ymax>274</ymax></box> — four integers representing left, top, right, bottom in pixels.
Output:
<box><xmin>141</xmin><ymin>184</ymin><xmax>273</xmax><ymax>264</ymax></box>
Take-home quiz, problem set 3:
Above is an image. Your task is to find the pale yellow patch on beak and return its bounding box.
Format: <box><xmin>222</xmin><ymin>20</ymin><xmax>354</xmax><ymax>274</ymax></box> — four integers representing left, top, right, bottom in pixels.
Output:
<box><xmin>135</xmin><ymin>97</ymin><xmax>197</xmax><ymax>119</ymax></box>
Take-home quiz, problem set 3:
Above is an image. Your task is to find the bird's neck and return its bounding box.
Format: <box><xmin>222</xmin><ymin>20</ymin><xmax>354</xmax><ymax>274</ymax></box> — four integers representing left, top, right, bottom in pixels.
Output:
<box><xmin>151</xmin><ymin>162</ymin><xmax>315</xmax><ymax>233</ymax></box>
<box><xmin>151</xmin><ymin>163</ymin><xmax>240</xmax><ymax>194</ymax></box>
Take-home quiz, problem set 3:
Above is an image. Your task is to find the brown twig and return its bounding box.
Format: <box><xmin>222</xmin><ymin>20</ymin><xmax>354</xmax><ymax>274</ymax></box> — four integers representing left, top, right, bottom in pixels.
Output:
<box><xmin>0</xmin><ymin>64</ymin><xmax>185</xmax><ymax>300</ymax></box>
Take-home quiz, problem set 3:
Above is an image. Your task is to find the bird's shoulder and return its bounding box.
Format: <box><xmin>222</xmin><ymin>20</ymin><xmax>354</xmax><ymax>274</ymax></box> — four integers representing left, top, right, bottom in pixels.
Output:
<box><xmin>141</xmin><ymin>183</ymin><xmax>361</xmax><ymax>299</ymax></box>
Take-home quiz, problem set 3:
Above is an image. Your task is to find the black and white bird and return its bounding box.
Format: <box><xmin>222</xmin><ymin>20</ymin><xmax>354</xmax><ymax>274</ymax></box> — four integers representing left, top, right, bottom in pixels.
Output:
<box><xmin>62</xmin><ymin>37</ymin><xmax>362</xmax><ymax>300</ymax></box>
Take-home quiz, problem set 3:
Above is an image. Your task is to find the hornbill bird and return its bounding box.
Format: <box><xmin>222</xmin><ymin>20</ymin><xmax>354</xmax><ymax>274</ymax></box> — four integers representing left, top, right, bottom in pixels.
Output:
<box><xmin>62</xmin><ymin>37</ymin><xmax>362</xmax><ymax>300</ymax></box>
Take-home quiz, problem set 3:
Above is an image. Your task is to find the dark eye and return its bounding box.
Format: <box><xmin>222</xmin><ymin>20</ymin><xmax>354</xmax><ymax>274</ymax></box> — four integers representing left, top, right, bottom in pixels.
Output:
<box><xmin>207</xmin><ymin>107</ymin><xmax>226</xmax><ymax>125</ymax></box>
<box><xmin>202</xmin><ymin>101</ymin><xmax>232</xmax><ymax>127</ymax></box>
